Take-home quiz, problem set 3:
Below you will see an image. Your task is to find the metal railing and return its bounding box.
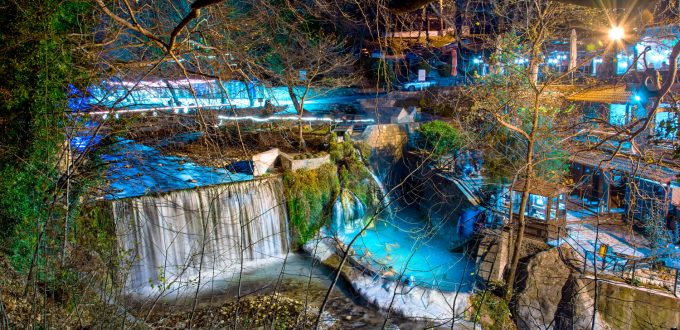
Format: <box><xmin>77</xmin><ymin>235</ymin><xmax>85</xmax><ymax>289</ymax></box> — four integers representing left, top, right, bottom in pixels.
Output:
<box><xmin>558</xmin><ymin>227</ymin><xmax>680</xmax><ymax>297</ymax></box>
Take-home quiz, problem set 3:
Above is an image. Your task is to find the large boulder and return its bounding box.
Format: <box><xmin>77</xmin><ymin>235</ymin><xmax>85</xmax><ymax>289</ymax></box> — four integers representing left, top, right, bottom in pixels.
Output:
<box><xmin>515</xmin><ymin>246</ymin><xmax>608</xmax><ymax>330</ymax></box>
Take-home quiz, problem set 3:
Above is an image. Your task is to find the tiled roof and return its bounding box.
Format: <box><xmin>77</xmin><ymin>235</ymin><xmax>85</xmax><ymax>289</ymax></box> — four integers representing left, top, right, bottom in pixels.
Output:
<box><xmin>566</xmin><ymin>85</ymin><xmax>631</xmax><ymax>104</ymax></box>
<box><xmin>571</xmin><ymin>151</ymin><xmax>680</xmax><ymax>184</ymax></box>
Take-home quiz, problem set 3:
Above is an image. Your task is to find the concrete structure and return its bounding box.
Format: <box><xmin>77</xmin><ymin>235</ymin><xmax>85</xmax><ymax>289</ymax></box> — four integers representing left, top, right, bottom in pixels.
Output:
<box><xmin>252</xmin><ymin>148</ymin><xmax>279</xmax><ymax>176</ymax></box>
<box><xmin>390</xmin><ymin>107</ymin><xmax>419</xmax><ymax>124</ymax></box>
<box><xmin>475</xmin><ymin>229</ymin><xmax>512</xmax><ymax>283</ymax></box>
<box><xmin>279</xmin><ymin>152</ymin><xmax>330</xmax><ymax>172</ymax></box>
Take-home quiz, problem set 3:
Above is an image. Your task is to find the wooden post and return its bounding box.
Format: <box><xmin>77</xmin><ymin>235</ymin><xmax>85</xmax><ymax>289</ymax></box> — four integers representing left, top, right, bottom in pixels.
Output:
<box><xmin>631</xmin><ymin>260</ymin><xmax>637</xmax><ymax>283</ymax></box>
<box><xmin>621</xmin><ymin>260</ymin><xmax>626</xmax><ymax>278</ymax></box>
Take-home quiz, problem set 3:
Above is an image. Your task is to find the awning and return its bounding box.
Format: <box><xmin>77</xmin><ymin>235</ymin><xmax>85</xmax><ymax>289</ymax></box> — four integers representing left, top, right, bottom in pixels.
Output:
<box><xmin>566</xmin><ymin>85</ymin><xmax>631</xmax><ymax>104</ymax></box>
<box><xmin>571</xmin><ymin>151</ymin><xmax>680</xmax><ymax>184</ymax></box>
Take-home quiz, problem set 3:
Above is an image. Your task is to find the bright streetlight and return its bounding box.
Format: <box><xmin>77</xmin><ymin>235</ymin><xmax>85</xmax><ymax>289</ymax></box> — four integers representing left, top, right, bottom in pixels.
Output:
<box><xmin>609</xmin><ymin>26</ymin><xmax>624</xmax><ymax>41</ymax></box>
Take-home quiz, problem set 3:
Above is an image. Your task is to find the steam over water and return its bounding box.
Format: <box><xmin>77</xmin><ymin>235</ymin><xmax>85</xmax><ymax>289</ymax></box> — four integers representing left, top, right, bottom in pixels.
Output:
<box><xmin>113</xmin><ymin>178</ymin><xmax>289</xmax><ymax>293</ymax></box>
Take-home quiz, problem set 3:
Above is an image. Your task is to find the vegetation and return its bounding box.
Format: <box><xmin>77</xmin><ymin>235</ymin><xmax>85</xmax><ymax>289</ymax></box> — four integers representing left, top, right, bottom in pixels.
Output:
<box><xmin>282</xmin><ymin>132</ymin><xmax>381</xmax><ymax>249</ymax></box>
<box><xmin>367</xmin><ymin>58</ymin><xmax>396</xmax><ymax>87</ymax></box>
<box><xmin>416</xmin><ymin>120</ymin><xmax>465</xmax><ymax>157</ymax></box>
<box><xmin>283</xmin><ymin>164</ymin><xmax>340</xmax><ymax>248</ymax></box>
<box><xmin>329</xmin><ymin>133</ymin><xmax>379</xmax><ymax>208</ymax></box>
<box><xmin>470</xmin><ymin>288</ymin><xmax>515</xmax><ymax>330</ymax></box>
<box><xmin>0</xmin><ymin>0</ymin><xmax>97</xmax><ymax>277</ymax></box>
<box><xmin>150</xmin><ymin>294</ymin><xmax>318</xmax><ymax>329</ymax></box>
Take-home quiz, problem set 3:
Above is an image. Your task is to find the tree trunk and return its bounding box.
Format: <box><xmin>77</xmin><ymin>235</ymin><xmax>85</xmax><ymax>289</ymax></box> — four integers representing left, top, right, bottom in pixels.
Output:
<box><xmin>298</xmin><ymin>117</ymin><xmax>305</xmax><ymax>149</ymax></box>
<box><xmin>505</xmin><ymin>169</ymin><xmax>531</xmax><ymax>301</ymax></box>
<box><xmin>506</xmin><ymin>95</ymin><xmax>540</xmax><ymax>302</ymax></box>
<box><xmin>287</xmin><ymin>85</ymin><xmax>305</xmax><ymax>149</ymax></box>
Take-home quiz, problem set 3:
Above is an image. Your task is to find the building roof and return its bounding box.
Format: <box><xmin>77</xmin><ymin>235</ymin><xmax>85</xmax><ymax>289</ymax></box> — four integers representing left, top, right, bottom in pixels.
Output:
<box><xmin>566</xmin><ymin>85</ymin><xmax>631</xmax><ymax>104</ymax></box>
<box><xmin>513</xmin><ymin>179</ymin><xmax>567</xmax><ymax>196</ymax></box>
<box><xmin>571</xmin><ymin>151</ymin><xmax>680</xmax><ymax>184</ymax></box>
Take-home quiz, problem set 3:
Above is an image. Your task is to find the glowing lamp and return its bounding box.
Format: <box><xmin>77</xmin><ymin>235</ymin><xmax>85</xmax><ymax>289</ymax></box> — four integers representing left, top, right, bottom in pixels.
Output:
<box><xmin>609</xmin><ymin>26</ymin><xmax>624</xmax><ymax>41</ymax></box>
<box><xmin>633</xmin><ymin>95</ymin><xmax>641</xmax><ymax>102</ymax></box>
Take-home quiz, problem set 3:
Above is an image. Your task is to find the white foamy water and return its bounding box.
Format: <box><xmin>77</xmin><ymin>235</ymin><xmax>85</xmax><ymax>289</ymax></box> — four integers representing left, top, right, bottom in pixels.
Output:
<box><xmin>113</xmin><ymin>178</ymin><xmax>289</xmax><ymax>295</ymax></box>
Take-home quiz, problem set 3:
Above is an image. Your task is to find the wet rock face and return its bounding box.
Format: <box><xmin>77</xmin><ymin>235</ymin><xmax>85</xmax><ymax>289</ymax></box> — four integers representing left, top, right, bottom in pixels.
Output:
<box><xmin>515</xmin><ymin>247</ymin><xmax>602</xmax><ymax>330</ymax></box>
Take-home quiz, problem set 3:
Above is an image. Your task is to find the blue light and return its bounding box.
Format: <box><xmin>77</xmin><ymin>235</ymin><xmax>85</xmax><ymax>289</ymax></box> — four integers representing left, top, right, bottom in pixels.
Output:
<box><xmin>634</xmin><ymin>95</ymin><xmax>641</xmax><ymax>102</ymax></box>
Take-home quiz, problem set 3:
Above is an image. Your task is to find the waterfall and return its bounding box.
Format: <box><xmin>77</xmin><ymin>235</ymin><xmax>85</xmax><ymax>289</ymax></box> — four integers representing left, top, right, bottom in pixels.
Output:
<box><xmin>368</xmin><ymin>168</ymin><xmax>392</xmax><ymax>212</ymax></box>
<box><xmin>113</xmin><ymin>178</ymin><xmax>289</xmax><ymax>293</ymax></box>
<box><xmin>355</xmin><ymin>147</ymin><xmax>393</xmax><ymax>213</ymax></box>
<box><xmin>332</xmin><ymin>189</ymin><xmax>366</xmax><ymax>235</ymax></box>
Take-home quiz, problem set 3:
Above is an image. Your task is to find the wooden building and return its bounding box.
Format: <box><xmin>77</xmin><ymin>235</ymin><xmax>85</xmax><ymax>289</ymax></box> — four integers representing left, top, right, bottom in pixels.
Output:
<box><xmin>511</xmin><ymin>179</ymin><xmax>568</xmax><ymax>241</ymax></box>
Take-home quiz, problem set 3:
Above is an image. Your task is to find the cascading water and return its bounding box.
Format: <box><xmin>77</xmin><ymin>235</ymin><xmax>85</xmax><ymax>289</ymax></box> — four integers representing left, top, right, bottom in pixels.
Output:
<box><xmin>354</xmin><ymin>147</ymin><xmax>392</xmax><ymax>213</ymax></box>
<box><xmin>367</xmin><ymin>169</ymin><xmax>392</xmax><ymax>213</ymax></box>
<box><xmin>331</xmin><ymin>189</ymin><xmax>366</xmax><ymax>235</ymax></box>
<box><xmin>112</xmin><ymin>178</ymin><xmax>289</xmax><ymax>294</ymax></box>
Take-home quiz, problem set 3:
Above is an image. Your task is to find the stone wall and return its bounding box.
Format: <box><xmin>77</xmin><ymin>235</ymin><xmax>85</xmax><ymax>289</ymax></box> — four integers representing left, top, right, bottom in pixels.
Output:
<box><xmin>358</xmin><ymin>124</ymin><xmax>411</xmax><ymax>151</ymax></box>
<box><xmin>476</xmin><ymin>230</ymin><xmax>512</xmax><ymax>283</ymax></box>
<box><xmin>357</xmin><ymin>124</ymin><xmax>415</xmax><ymax>190</ymax></box>
<box><xmin>597</xmin><ymin>279</ymin><xmax>680</xmax><ymax>330</ymax></box>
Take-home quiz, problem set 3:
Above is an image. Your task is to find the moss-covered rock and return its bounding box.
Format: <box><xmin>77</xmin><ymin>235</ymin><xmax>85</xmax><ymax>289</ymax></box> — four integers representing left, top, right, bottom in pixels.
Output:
<box><xmin>283</xmin><ymin>164</ymin><xmax>340</xmax><ymax>248</ymax></box>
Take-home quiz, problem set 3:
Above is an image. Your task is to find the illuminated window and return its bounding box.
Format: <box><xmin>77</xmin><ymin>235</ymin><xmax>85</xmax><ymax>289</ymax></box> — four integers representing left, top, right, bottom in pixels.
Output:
<box><xmin>615</xmin><ymin>53</ymin><xmax>631</xmax><ymax>75</ymax></box>
<box><xmin>655</xmin><ymin>111</ymin><xmax>677</xmax><ymax>141</ymax></box>
<box><xmin>609</xmin><ymin>104</ymin><xmax>629</xmax><ymax>126</ymax></box>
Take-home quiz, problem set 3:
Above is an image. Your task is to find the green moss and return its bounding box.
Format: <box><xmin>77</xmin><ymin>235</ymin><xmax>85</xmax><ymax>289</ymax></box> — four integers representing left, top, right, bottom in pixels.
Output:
<box><xmin>328</xmin><ymin>134</ymin><xmax>378</xmax><ymax>208</ymax></box>
<box><xmin>74</xmin><ymin>202</ymin><xmax>116</xmax><ymax>261</ymax></box>
<box><xmin>283</xmin><ymin>134</ymin><xmax>380</xmax><ymax>247</ymax></box>
<box><xmin>283</xmin><ymin>164</ymin><xmax>339</xmax><ymax>248</ymax></box>
<box><xmin>469</xmin><ymin>289</ymin><xmax>515</xmax><ymax>330</ymax></box>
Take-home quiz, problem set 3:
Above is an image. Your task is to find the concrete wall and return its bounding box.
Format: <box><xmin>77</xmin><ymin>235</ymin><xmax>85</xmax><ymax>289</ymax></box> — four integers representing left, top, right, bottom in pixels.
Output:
<box><xmin>596</xmin><ymin>280</ymin><xmax>680</xmax><ymax>330</ymax></box>
<box><xmin>279</xmin><ymin>152</ymin><xmax>330</xmax><ymax>172</ymax></box>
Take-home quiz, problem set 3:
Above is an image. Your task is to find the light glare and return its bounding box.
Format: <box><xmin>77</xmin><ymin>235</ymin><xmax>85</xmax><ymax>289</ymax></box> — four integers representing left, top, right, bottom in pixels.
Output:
<box><xmin>609</xmin><ymin>26</ymin><xmax>624</xmax><ymax>40</ymax></box>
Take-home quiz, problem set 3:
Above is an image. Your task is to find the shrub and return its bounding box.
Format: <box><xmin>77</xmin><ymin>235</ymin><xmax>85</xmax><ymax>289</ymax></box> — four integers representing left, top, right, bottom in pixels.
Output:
<box><xmin>416</xmin><ymin>120</ymin><xmax>464</xmax><ymax>157</ymax></box>
<box><xmin>469</xmin><ymin>290</ymin><xmax>515</xmax><ymax>330</ymax></box>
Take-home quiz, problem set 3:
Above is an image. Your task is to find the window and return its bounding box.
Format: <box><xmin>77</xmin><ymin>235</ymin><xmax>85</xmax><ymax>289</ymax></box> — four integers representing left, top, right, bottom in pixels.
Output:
<box><xmin>615</xmin><ymin>53</ymin><xmax>631</xmax><ymax>75</ymax></box>
<box><xmin>528</xmin><ymin>194</ymin><xmax>547</xmax><ymax>220</ymax></box>
<box><xmin>513</xmin><ymin>192</ymin><xmax>552</xmax><ymax>220</ymax></box>
<box><xmin>550</xmin><ymin>195</ymin><xmax>566</xmax><ymax>219</ymax></box>
<box><xmin>655</xmin><ymin>111</ymin><xmax>677</xmax><ymax>141</ymax></box>
<box><xmin>609</xmin><ymin>104</ymin><xmax>629</xmax><ymax>126</ymax></box>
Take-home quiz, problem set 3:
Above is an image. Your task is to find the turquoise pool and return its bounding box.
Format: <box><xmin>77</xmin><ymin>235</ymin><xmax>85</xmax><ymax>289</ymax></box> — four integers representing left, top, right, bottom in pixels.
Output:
<box><xmin>336</xmin><ymin>207</ymin><xmax>476</xmax><ymax>293</ymax></box>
